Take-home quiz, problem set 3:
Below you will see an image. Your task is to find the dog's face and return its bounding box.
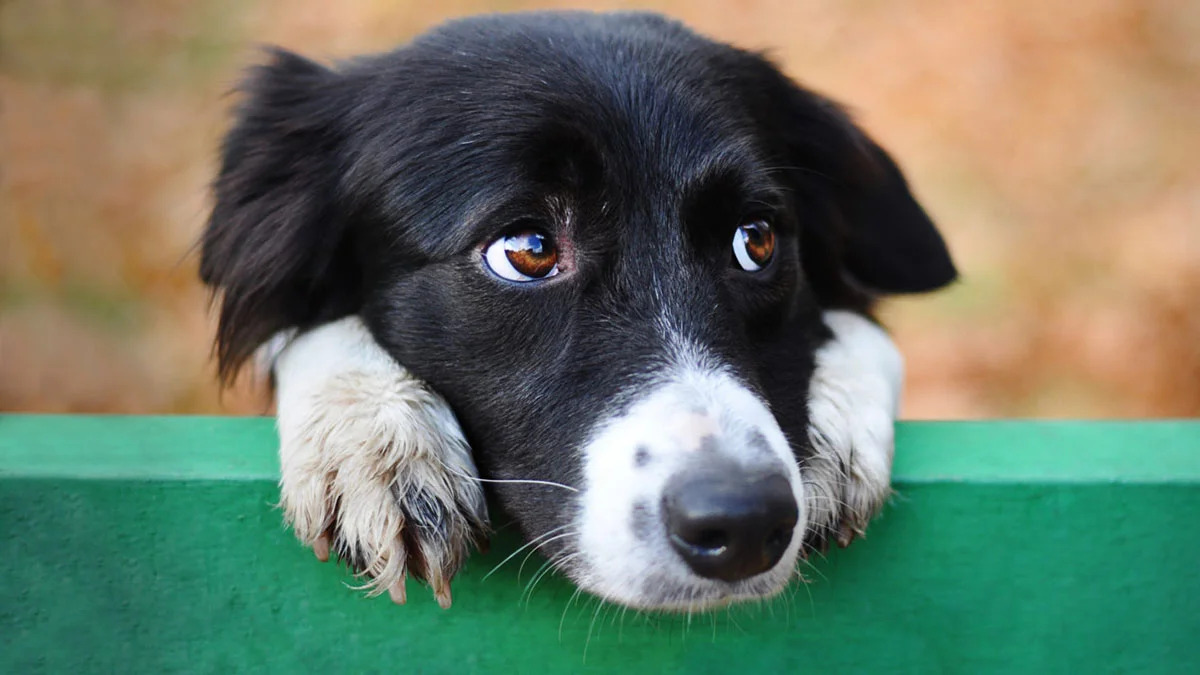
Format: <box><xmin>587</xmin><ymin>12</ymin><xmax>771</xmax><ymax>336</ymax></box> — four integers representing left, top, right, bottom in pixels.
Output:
<box><xmin>202</xmin><ymin>12</ymin><xmax>954</xmax><ymax>608</ymax></box>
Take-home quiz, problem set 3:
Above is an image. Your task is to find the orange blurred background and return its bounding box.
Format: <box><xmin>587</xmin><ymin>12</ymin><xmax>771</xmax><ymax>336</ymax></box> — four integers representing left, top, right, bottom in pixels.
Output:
<box><xmin>2</xmin><ymin>0</ymin><xmax>1197</xmax><ymax>418</ymax></box>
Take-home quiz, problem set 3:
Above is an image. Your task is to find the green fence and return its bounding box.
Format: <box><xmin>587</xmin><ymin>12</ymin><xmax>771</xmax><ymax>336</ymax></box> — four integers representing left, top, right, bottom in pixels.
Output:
<box><xmin>2</xmin><ymin>416</ymin><xmax>1198</xmax><ymax>673</ymax></box>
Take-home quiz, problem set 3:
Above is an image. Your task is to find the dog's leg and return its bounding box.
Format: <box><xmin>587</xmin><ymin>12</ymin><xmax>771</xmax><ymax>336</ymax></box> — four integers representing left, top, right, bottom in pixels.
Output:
<box><xmin>802</xmin><ymin>310</ymin><xmax>904</xmax><ymax>553</ymax></box>
<box><xmin>269</xmin><ymin>316</ymin><xmax>488</xmax><ymax>608</ymax></box>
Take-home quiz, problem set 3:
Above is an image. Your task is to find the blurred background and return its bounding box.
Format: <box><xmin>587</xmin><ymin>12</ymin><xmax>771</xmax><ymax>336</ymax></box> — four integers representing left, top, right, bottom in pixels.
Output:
<box><xmin>2</xmin><ymin>0</ymin><xmax>1197</xmax><ymax>418</ymax></box>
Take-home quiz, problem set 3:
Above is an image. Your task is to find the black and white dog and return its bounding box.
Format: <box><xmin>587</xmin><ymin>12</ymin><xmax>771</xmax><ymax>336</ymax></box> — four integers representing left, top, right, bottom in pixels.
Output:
<box><xmin>201</xmin><ymin>11</ymin><xmax>955</xmax><ymax>611</ymax></box>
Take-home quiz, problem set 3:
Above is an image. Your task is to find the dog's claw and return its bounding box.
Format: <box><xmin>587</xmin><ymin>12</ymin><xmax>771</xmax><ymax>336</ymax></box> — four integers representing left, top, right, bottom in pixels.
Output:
<box><xmin>313</xmin><ymin>533</ymin><xmax>331</xmax><ymax>562</ymax></box>
<box><xmin>388</xmin><ymin>577</ymin><xmax>408</xmax><ymax>605</ymax></box>
<box><xmin>837</xmin><ymin>522</ymin><xmax>855</xmax><ymax>548</ymax></box>
<box><xmin>434</xmin><ymin>583</ymin><xmax>453</xmax><ymax>610</ymax></box>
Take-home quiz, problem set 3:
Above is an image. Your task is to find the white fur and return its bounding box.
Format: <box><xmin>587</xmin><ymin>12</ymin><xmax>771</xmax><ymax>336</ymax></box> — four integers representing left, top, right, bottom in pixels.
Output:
<box><xmin>271</xmin><ymin>317</ymin><xmax>487</xmax><ymax>607</ymax></box>
<box><xmin>804</xmin><ymin>310</ymin><xmax>903</xmax><ymax>544</ymax></box>
<box><xmin>267</xmin><ymin>309</ymin><xmax>902</xmax><ymax>610</ymax></box>
<box><xmin>574</xmin><ymin>365</ymin><xmax>806</xmax><ymax>609</ymax></box>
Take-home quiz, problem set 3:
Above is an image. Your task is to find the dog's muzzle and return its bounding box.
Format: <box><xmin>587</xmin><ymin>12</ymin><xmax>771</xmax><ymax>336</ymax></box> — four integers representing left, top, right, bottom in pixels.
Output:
<box><xmin>572</xmin><ymin>365</ymin><xmax>805</xmax><ymax>610</ymax></box>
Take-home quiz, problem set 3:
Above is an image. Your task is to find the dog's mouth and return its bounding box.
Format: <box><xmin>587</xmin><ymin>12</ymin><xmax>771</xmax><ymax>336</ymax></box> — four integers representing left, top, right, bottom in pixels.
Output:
<box><xmin>556</xmin><ymin>531</ymin><xmax>803</xmax><ymax>612</ymax></box>
<box><xmin>542</xmin><ymin>495</ymin><xmax>803</xmax><ymax>612</ymax></box>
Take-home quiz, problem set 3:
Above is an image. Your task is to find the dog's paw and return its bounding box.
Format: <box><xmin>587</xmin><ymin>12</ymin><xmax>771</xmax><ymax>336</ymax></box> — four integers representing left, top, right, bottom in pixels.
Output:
<box><xmin>802</xmin><ymin>310</ymin><xmax>903</xmax><ymax>553</ymax></box>
<box><xmin>271</xmin><ymin>317</ymin><xmax>489</xmax><ymax>607</ymax></box>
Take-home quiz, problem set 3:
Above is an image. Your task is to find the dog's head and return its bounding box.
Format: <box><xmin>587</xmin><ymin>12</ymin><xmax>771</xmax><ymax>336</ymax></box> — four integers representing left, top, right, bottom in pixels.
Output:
<box><xmin>202</xmin><ymin>12</ymin><xmax>954</xmax><ymax>609</ymax></box>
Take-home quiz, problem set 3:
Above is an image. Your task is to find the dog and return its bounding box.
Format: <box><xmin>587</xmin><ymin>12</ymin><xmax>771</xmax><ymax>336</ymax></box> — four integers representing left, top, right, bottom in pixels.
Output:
<box><xmin>200</xmin><ymin>11</ymin><xmax>956</xmax><ymax>611</ymax></box>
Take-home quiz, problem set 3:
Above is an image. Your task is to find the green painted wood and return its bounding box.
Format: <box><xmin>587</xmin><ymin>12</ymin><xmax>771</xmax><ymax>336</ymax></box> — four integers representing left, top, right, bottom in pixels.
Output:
<box><xmin>2</xmin><ymin>415</ymin><xmax>1198</xmax><ymax>673</ymax></box>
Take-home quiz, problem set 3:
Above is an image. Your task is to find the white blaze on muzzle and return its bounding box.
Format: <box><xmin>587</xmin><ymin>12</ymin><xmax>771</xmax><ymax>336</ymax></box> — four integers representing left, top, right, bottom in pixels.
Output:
<box><xmin>573</xmin><ymin>365</ymin><xmax>806</xmax><ymax>610</ymax></box>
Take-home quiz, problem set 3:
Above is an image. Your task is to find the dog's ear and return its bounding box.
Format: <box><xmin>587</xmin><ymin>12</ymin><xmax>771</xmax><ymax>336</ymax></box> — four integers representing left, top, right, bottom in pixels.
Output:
<box><xmin>200</xmin><ymin>49</ymin><xmax>359</xmax><ymax>383</ymax></box>
<box><xmin>767</xmin><ymin>83</ymin><xmax>957</xmax><ymax>299</ymax></box>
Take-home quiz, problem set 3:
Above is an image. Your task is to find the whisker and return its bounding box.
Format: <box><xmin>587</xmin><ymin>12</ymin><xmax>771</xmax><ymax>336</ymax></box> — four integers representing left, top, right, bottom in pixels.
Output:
<box><xmin>522</xmin><ymin>548</ymin><xmax>580</xmax><ymax>607</ymax></box>
<box><xmin>521</xmin><ymin>558</ymin><xmax>557</xmax><ymax>607</ymax></box>
<box><xmin>796</xmin><ymin>551</ymin><xmax>828</xmax><ymax>580</ymax></box>
<box><xmin>481</xmin><ymin>524</ymin><xmax>569</xmax><ymax>581</ymax></box>
<box><xmin>782</xmin><ymin>578</ymin><xmax>795</xmax><ymax>625</ymax></box>
<box><xmin>560</xmin><ymin>585</ymin><xmax>587</xmax><ymax>639</ymax></box>
<box><xmin>801</xmin><ymin>490</ymin><xmax>853</xmax><ymax>511</ymax></box>
<box><xmin>468</xmin><ymin>476</ymin><xmax>580</xmax><ymax>492</ymax></box>
<box><xmin>438</xmin><ymin>462</ymin><xmax>580</xmax><ymax>493</ymax></box>
<box><xmin>516</xmin><ymin>531</ymin><xmax>575</xmax><ymax>581</ymax></box>
<box><xmin>726</xmin><ymin>606</ymin><xmax>746</xmax><ymax>635</ymax></box>
<box><xmin>797</xmin><ymin>572</ymin><xmax>815</xmax><ymax>618</ymax></box>
<box><xmin>584</xmin><ymin>596</ymin><xmax>607</xmax><ymax>663</ymax></box>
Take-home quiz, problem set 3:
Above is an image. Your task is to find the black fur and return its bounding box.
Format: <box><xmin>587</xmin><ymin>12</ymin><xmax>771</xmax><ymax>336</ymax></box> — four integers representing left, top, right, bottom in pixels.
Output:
<box><xmin>201</xmin><ymin>11</ymin><xmax>955</xmax><ymax>554</ymax></box>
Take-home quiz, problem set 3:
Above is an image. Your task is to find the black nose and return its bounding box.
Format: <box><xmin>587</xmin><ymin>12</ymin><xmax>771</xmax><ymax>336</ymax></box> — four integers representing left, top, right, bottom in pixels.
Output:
<box><xmin>661</xmin><ymin>466</ymin><xmax>798</xmax><ymax>582</ymax></box>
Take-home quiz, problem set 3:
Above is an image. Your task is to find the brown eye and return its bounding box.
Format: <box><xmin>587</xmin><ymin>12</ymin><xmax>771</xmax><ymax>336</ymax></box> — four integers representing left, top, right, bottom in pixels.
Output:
<box><xmin>484</xmin><ymin>229</ymin><xmax>560</xmax><ymax>281</ymax></box>
<box><xmin>732</xmin><ymin>221</ymin><xmax>775</xmax><ymax>271</ymax></box>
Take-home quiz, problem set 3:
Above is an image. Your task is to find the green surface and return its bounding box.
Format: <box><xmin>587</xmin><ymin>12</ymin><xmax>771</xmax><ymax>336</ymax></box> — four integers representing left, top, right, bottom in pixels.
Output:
<box><xmin>2</xmin><ymin>415</ymin><xmax>1198</xmax><ymax>673</ymax></box>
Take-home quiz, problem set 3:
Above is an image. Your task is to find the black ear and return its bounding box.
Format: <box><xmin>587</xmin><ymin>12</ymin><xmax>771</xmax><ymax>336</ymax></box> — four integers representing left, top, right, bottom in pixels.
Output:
<box><xmin>200</xmin><ymin>48</ymin><xmax>359</xmax><ymax>383</ymax></box>
<box><xmin>830</xmin><ymin>128</ymin><xmax>958</xmax><ymax>294</ymax></box>
<box><xmin>767</xmin><ymin>81</ymin><xmax>958</xmax><ymax>298</ymax></box>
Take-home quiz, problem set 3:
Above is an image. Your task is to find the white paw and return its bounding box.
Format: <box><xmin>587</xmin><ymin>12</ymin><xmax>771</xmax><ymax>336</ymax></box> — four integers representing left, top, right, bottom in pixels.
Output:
<box><xmin>803</xmin><ymin>310</ymin><xmax>902</xmax><ymax>550</ymax></box>
<box><xmin>271</xmin><ymin>317</ymin><xmax>488</xmax><ymax>607</ymax></box>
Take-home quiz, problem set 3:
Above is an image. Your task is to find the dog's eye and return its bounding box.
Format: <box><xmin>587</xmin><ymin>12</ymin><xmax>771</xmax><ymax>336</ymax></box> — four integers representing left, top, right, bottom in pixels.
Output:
<box><xmin>484</xmin><ymin>229</ymin><xmax>560</xmax><ymax>282</ymax></box>
<box><xmin>732</xmin><ymin>221</ymin><xmax>775</xmax><ymax>272</ymax></box>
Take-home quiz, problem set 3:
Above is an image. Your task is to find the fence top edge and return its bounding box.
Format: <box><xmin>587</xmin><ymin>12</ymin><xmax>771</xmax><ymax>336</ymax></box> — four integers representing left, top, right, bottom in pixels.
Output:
<box><xmin>1</xmin><ymin>414</ymin><xmax>1197</xmax><ymax>483</ymax></box>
